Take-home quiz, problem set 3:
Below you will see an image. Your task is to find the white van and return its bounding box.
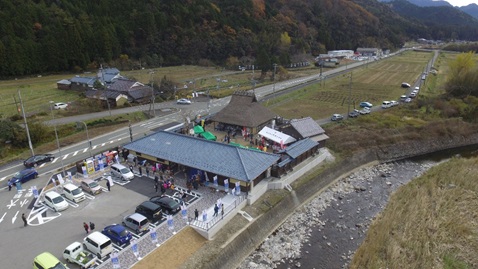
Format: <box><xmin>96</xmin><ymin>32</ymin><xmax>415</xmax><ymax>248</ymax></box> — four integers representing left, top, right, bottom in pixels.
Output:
<box><xmin>381</xmin><ymin>101</ymin><xmax>392</xmax><ymax>109</ymax></box>
<box><xmin>110</xmin><ymin>163</ymin><xmax>134</xmax><ymax>181</ymax></box>
<box><xmin>83</xmin><ymin>231</ymin><xmax>113</xmax><ymax>259</ymax></box>
<box><xmin>62</xmin><ymin>183</ymin><xmax>85</xmax><ymax>203</ymax></box>
<box><xmin>44</xmin><ymin>191</ymin><xmax>69</xmax><ymax>212</ymax></box>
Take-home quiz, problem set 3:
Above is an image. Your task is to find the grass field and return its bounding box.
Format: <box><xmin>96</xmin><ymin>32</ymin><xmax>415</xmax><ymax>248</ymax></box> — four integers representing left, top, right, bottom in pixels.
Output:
<box><xmin>267</xmin><ymin>51</ymin><xmax>433</xmax><ymax>119</ymax></box>
<box><xmin>350</xmin><ymin>157</ymin><xmax>478</xmax><ymax>269</ymax></box>
<box><xmin>0</xmin><ymin>65</ymin><xmax>318</xmax><ymax>118</ymax></box>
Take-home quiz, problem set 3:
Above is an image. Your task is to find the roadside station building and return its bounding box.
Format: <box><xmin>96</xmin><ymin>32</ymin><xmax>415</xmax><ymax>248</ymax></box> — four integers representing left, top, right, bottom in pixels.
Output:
<box><xmin>123</xmin><ymin>131</ymin><xmax>281</xmax><ymax>193</ymax></box>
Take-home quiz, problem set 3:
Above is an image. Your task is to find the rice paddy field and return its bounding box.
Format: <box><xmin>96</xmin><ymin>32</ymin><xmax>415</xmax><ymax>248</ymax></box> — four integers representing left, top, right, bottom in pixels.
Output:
<box><xmin>267</xmin><ymin>50</ymin><xmax>434</xmax><ymax>119</ymax></box>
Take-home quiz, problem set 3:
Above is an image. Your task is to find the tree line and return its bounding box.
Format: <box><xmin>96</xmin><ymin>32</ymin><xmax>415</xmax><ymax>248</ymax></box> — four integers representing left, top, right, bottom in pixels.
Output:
<box><xmin>0</xmin><ymin>0</ymin><xmax>476</xmax><ymax>78</ymax></box>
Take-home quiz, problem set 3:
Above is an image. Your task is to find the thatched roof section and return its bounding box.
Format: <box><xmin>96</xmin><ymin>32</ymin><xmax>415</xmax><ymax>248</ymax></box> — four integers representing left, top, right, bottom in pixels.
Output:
<box><xmin>211</xmin><ymin>91</ymin><xmax>276</xmax><ymax>127</ymax></box>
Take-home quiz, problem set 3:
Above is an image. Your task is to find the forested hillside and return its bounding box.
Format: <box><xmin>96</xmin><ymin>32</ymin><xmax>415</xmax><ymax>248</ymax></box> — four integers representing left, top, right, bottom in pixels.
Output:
<box><xmin>0</xmin><ymin>0</ymin><xmax>476</xmax><ymax>78</ymax></box>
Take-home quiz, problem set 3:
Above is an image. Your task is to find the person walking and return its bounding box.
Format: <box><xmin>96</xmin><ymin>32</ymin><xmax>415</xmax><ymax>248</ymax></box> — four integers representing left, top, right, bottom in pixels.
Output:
<box><xmin>89</xmin><ymin>222</ymin><xmax>95</xmax><ymax>231</ymax></box>
<box><xmin>138</xmin><ymin>166</ymin><xmax>142</xmax><ymax>176</ymax></box>
<box><xmin>154</xmin><ymin>182</ymin><xmax>158</xmax><ymax>193</ymax></box>
<box><xmin>221</xmin><ymin>204</ymin><xmax>224</xmax><ymax>218</ymax></box>
<box><xmin>145</xmin><ymin>165</ymin><xmax>150</xmax><ymax>177</ymax></box>
<box><xmin>83</xmin><ymin>222</ymin><xmax>89</xmax><ymax>234</ymax></box>
<box><xmin>8</xmin><ymin>179</ymin><xmax>12</xmax><ymax>191</ymax></box>
<box><xmin>213</xmin><ymin>204</ymin><xmax>219</xmax><ymax>217</ymax></box>
<box><xmin>194</xmin><ymin>209</ymin><xmax>199</xmax><ymax>220</ymax></box>
<box><xmin>22</xmin><ymin>213</ymin><xmax>27</xmax><ymax>226</ymax></box>
<box><xmin>106</xmin><ymin>180</ymin><xmax>111</xmax><ymax>192</ymax></box>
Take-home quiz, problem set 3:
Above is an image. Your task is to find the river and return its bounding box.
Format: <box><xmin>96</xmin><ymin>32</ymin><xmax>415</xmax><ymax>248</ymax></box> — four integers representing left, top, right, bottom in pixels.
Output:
<box><xmin>238</xmin><ymin>147</ymin><xmax>478</xmax><ymax>269</ymax></box>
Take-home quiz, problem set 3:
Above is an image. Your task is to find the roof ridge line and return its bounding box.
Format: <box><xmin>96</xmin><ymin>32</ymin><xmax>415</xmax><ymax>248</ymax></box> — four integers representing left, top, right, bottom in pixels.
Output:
<box><xmin>235</xmin><ymin>147</ymin><xmax>251</xmax><ymax>181</ymax></box>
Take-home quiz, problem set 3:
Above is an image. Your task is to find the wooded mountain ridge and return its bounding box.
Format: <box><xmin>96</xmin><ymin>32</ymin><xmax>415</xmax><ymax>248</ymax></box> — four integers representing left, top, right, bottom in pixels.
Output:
<box><xmin>0</xmin><ymin>0</ymin><xmax>477</xmax><ymax>78</ymax></box>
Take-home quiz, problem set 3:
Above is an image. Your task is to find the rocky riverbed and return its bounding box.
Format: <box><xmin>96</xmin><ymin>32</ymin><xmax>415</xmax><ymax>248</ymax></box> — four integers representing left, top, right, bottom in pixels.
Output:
<box><xmin>238</xmin><ymin>160</ymin><xmax>438</xmax><ymax>269</ymax></box>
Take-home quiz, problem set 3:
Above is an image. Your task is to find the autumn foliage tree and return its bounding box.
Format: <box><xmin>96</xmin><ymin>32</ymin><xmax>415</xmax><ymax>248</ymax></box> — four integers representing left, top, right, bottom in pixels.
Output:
<box><xmin>445</xmin><ymin>52</ymin><xmax>478</xmax><ymax>98</ymax></box>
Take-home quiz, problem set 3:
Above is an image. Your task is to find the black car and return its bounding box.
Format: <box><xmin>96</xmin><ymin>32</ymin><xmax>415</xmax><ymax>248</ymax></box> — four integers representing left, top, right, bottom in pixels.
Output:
<box><xmin>149</xmin><ymin>196</ymin><xmax>181</xmax><ymax>215</ymax></box>
<box><xmin>348</xmin><ymin>111</ymin><xmax>359</xmax><ymax>118</ymax></box>
<box><xmin>135</xmin><ymin>201</ymin><xmax>163</xmax><ymax>222</ymax></box>
<box><xmin>24</xmin><ymin>154</ymin><xmax>55</xmax><ymax>167</ymax></box>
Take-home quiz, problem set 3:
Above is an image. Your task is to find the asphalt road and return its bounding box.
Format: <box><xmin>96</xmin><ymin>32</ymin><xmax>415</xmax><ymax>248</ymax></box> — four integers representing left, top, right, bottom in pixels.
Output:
<box><xmin>0</xmin><ymin>48</ymin><xmax>427</xmax><ymax>268</ymax></box>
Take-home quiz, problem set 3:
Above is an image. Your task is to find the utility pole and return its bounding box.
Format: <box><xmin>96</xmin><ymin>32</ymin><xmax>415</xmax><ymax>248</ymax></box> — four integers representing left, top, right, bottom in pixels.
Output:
<box><xmin>272</xmin><ymin>63</ymin><xmax>277</xmax><ymax>93</ymax></box>
<box><xmin>18</xmin><ymin>89</ymin><xmax>34</xmax><ymax>157</ymax></box>
<box><xmin>128</xmin><ymin>120</ymin><xmax>133</xmax><ymax>142</ymax></box>
<box><xmin>149</xmin><ymin>71</ymin><xmax>156</xmax><ymax>117</ymax></box>
<box><xmin>100</xmin><ymin>65</ymin><xmax>112</xmax><ymax>117</ymax></box>
<box><xmin>347</xmin><ymin>73</ymin><xmax>353</xmax><ymax>118</ymax></box>
<box><xmin>50</xmin><ymin>101</ymin><xmax>66</xmax><ymax>176</ymax></box>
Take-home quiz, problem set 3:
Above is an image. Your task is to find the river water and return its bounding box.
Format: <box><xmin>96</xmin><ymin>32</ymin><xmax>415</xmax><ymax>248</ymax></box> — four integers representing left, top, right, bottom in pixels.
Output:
<box><xmin>239</xmin><ymin>147</ymin><xmax>478</xmax><ymax>269</ymax></box>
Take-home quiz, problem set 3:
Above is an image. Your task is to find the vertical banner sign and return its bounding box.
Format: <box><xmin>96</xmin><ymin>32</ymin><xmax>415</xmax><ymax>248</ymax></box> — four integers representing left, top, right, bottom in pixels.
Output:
<box><xmin>181</xmin><ymin>205</ymin><xmax>188</xmax><ymax>220</ymax></box>
<box><xmin>167</xmin><ymin>215</ymin><xmax>174</xmax><ymax>230</ymax></box>
<box><xmin>111</xmin><ymin>251</ymin><xmax>120</xmax><ymax>269</ymax></box>
<box><xmin>224</xmin><ymin>179</ymin><xmax>229</xmax><ymax>194</ymax></box>
<box><xmin>32</xmin><ymin>186</ymin><xmax>39</xmax><ymax>199</ymax></box>
<box><xmin>235</xmin><ymin>181</ymin><xmax>240</xmax><ymax>195</ymax></box>
<box><xmin>67</xmin><ymin>172</ymin><xmax>72</xmax><ymax>182</ymax></box>
<box><xmin>57</xmin><ymin>174</ymin><xmax>64</xmax><ymax>185</ymax></box>
<box><xmin>217</xmin><ymin>198</ymin><xmax>222</xmax><ymax>210</ymax></box>
<box><xmin>150</xmin><ymin>228</ymin><xmax>159</xmax><ymax>247</ymax></box>
<box><xmin>204</xmin><ymin>172</ymin><xmax>209</xmax><ymax>187</ymax></box>
<box><xmin>115</xmin><ymin>154</ymin><xmax>120</xmax><ymax>164</ymax></box>
<box><xmin>131</xmin><ymin>239</ymin><xmax>141</xmax><ymax>260</ymax></box>
<box><xmin>99</xmin><ymin>158</ymin><xmax>104</xmax><ymax>171</ymax></box>
<box><xmin>213</xmin><ymin>175</ymin><xmax>218</xmax><ymax>191</ymax></box>
<box><xmin>82</xmin><ymin>166</ymin><xmax>87</xmax><ymax>178</ymax></box>
<box><xmin>202</xmin><ymin>210</ymin><xmax>207</xmax><ymax>222</ymax></box>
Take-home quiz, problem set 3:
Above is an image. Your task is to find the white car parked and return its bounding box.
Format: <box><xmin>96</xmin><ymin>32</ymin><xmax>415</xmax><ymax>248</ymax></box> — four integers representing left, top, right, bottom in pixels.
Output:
<box><xmin>44</xmin><ymin>191</ymin><xmax>69</xmax><ymax>212</ymax></box>
<box><xmin>53</xmin><ymin>102</ymin><xmax>68</xmax><ymax>110</ymax></box>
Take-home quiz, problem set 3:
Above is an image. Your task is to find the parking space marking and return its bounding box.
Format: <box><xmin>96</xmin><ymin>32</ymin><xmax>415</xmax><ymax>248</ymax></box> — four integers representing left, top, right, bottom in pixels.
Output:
<box><xmin>101</xmin><ymin>143</ymin><xmax>106</xmax><ymax>147</ymax></box>
<box><xmin>92</xmin><ymin>145</ymin><xmax>98</xmax><ymax>150</ymax></box>
<box><xmin>109</xmin><ymin>141</ymin><xmax>114</xmax><ymax>144</ymax></box>
<box><xmin>0</xmin><ymin>212</ymin><xmax>6</xmax><ymax>223</ymax></box>
<box><xmin>64</xmin><ymin>199</ymin><xmax>79</xmax><ymax>208</ymax></box>
<box><xmin>113</xmin><ymin>245</ymin><xmax>123</xmax><ymax>252</ymax></box>
<box><xmin>0</xmin><ymin>176</ymin><xmax>5</xmax><ymax>181</ymax></box>
<box><xmin>100</xmin><ymin>187</ymin><xmax>109</xmax><ymax>193</ymax></box>
<box><xmin>84</xmin><ymin>193</ymin><xmax>96</xmax><ymax>200</ymax></box>
<box><xmin>52</xmin><ymin>158</ymin><xmax>59</xmax><ymax>163</ymax></box>
<box><xmin>83</xmin><ymin>148</ymin><xmax>88</xmax><ymax>153</ymax></box>
<box><xmin>62</xmin><ymin>154</ymin><xmax>69</xmax><ymax>160</ymax></box>
<box><xmin>73</xmin><ymin>150</ymin><xmax>78</xmax><ymax>156</ymax></box>
<box><xmin>39</xmin><ymin>163</ymin><xmax>46</xmax><ymax>168</ymax></box>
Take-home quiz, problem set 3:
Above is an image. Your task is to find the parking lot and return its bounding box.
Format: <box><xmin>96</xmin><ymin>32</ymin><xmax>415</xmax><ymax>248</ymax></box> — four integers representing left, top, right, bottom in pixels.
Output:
<box><xmin>0</xmin><ymin>162</ymin><xmax>230</xmax><ymax>269</ymax></box>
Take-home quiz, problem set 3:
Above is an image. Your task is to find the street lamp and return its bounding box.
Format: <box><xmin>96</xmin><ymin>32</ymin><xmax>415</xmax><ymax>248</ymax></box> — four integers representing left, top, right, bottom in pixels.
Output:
<box><xmin>78</xmin><ymin>121</ymin><xmax>92</xmax><ymax>157</ymax></box>
<box><xmin>49</xmin><ymin>101</ymin><xmax>66</xmax><ymax>176</ymax></box>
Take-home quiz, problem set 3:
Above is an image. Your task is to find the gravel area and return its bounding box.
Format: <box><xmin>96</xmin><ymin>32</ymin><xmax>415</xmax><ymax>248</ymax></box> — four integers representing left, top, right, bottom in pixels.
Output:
<box><xmin>238</xmin><ymin>160</ymin><xmax>438</xmax><ymax>269</ymax></box>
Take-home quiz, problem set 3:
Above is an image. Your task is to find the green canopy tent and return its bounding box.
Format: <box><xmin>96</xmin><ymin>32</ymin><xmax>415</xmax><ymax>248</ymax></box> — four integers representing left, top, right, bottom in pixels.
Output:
<box><xmin>193</xmin><ymin>125</ymin><xmax>205</xmax><ymax>134</ymax></box>
<box><xmin>229</xmin><ymin>142</ymin><xmax>244</xmax><ymax>148</ymax></box>
<box><xmin>201</xmin><ymin>131</ymin><xmax>217</xmax><ymax>141</ymax></box>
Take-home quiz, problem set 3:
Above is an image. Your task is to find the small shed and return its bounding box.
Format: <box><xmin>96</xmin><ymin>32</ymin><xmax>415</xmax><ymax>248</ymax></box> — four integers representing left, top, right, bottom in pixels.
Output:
<box><xmin>56</xmin><ymin>79</ymin><xmax>71</xmax><ymax>90</ymax></box>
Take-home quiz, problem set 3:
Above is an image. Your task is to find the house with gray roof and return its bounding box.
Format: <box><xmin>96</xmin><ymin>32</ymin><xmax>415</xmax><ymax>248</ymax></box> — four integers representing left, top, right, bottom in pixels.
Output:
<box><xmin>107</xmin><ymin>78</ymin><xmax>153</xmax><ymax>103</ymax></box>
<box><xmin>84</xmin><ymin>89</ymin><xmax>128</xmax><ymax>108</ymax></box>
<box><xmin>280</xmin><ymin>117</ymin><xmax>329</xmax><ymax>146</ymax></box>
<box><xmin>123</xmin><ymin>131</ymin><xmax>281</xmax><ymax>192</ymax></box>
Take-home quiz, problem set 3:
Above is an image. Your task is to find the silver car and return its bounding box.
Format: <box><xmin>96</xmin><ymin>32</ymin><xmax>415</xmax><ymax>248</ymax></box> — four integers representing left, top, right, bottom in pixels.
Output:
<box><xmin>122</xmin><ymin>213</ymin><xmax>150</xmax><ymax>233</ymax></box>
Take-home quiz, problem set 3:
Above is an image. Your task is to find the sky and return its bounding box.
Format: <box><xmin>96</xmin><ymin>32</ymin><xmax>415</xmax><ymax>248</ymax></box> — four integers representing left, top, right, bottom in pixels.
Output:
<box><xmin>444</xmin><ymin>0</ymin><xmax>478</xmax><ymax>7</ymax></box>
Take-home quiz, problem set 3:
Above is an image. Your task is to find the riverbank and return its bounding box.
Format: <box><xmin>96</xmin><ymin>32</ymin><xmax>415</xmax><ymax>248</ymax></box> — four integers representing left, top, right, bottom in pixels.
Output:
<box><xmin>238</xmin><ymin>160</ymin><xmax>439</xmax><ymax>268</ymax></box>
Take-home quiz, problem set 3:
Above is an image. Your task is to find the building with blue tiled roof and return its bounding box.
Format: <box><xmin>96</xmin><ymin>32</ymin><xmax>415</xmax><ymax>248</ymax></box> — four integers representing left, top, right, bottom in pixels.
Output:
<box><xmin>123</xmin><ymin>131</ymin><xmax>281</xmax><ymax>192</ymax></box>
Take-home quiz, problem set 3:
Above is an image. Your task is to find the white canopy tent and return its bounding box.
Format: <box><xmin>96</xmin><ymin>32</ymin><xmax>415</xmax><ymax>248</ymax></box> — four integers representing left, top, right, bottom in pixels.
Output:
<box><xmin>258</xmin><ymin>126</ymin><xmax>296</xmax><ymax>145</ymax></box>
